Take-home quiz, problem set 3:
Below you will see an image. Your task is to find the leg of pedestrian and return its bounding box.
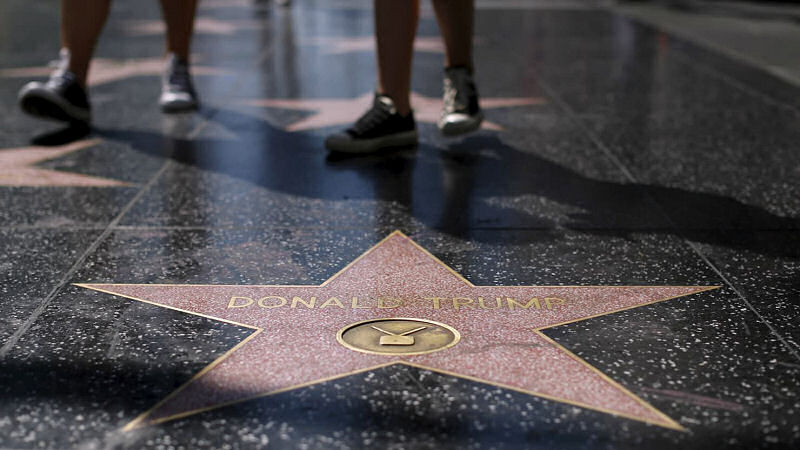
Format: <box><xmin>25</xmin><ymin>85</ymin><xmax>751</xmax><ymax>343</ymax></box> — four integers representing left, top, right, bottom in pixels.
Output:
<box><xmin>159</xmin><ymin>0</ymin><xmax>200</xmax><ymax>112</ymax></box>
<box><xmin>432</xmin><ymin>0</ymin><xmax>483</xmax><ymax>136</ymax></box>
<box><xmin>324</xmin><ymin>0</ymin><xmax>419</xmax><ymax>154</ymax></box>
<box><xmin>17</xmin><ymin>0</ymin><xmax>112</xmax><ymax>124</ymax></box>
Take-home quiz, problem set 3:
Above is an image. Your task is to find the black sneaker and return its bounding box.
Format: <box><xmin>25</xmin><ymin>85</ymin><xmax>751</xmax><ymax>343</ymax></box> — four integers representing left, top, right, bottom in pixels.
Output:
<box><xmin>439</xmin><ymin>66</ymin><xmax>483</xmax><ymax>136</ymax></box>
<box><xmin>325</xmin><ymin>94</ymin><xmax>417</xmax><ymax>153</ymax></box>
<box><xmin>18</xmin><ymin>49</ymin><xmax>91</xmax><ymax>124</ymax></box>
<box><xmin>159</xmin><ymin>53</ymin><xmax>199</xmax><ymax>113</ymax></box>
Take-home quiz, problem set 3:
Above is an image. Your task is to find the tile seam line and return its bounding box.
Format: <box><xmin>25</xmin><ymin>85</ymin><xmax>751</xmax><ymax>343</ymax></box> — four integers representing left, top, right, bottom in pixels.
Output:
<box><xmin>3</xmin><ymin>224</ymin><xmax>799</xmax><ymax>232</ymax></box>
<box><xmin>682</xmin><ymin>238</ymin><xmax>800</xmax><ymax>354</ymax></box>
<box><xmin>533</xmin><ymin>73</ymin><xmax>800</xmax><ymax>363</ymax></box>
<box><xmin>0</xmin><ymin>34</ymin><xmax>276</xmax><ymax>358</ymax></box>
<box><xmin>670</xmin><ymin>49</ymin><xmax>800</xmax><ymax>118</ymax></box>
<box><xmin>0</xmin><ymin>159</ymin><xmax>171</xmax><ymax>358</ymax></box>
<box><xmin>617</xmin><ymin>8</ymin><xmax>800</xmax><ymax>117</ymax></box>
<box><xmin>0</xmin><ymin>112</ymin><xmax>216</xmax><ymax>357</ymax></box>
<box><xmin>213</xmin><ymin>20</ymin><xmax>279</xmax><ymax>94</ymax></box>
<box><xmin>102</xmin><ymin>225</ymin><xmax>800</xmax><ymax>232</ymax></box>
<box><xmin>0</xmin><ymin>226</ymin><xmax>109</xmax><ymax>231</ymax></box>
<box><xmin>105</xmin><ymin>34</ymin><xmax>276</xmax><ymax>232</ymax></box>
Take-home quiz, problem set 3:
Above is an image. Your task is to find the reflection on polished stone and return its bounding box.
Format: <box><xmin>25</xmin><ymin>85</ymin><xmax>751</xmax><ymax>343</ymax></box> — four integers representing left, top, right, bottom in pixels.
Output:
<box><xmin>242</xmin><ymin>92</ymin><xmax>544</xmax><ymax>131</ymax></box>
<box><xmin>0</xmin><ymin>57</ymin><xmax>230</xmax><ymax>87</ymax></box>
<box><xmin>0</xmin><ymin>0</ymin><xmax>798</xmax><ymax>448</ymax></box>
<box><xmin>0</xmin><ymin>138</ymin><xmax>129</xmax><ymax>187</ymax></box>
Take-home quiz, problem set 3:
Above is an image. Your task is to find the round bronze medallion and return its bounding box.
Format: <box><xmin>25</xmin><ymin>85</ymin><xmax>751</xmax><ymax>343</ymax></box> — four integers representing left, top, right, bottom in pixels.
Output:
<box><xmin>337</xmin><ymin>318</ymin><xmax>460</xmax><ymax>356</ymax></box>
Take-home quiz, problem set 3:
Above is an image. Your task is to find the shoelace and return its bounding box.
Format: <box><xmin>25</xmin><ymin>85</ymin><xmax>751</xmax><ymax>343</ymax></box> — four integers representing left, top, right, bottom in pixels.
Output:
<box><xmin>48</xmin><ymin>74</ymin><xmax>74</xmax><ymax>89</ymax></box>
<box><xmin>46</xmin><ymin>67</ymin><xmax>78</xmax><ymax>90</ymax></box>
<box><xmin>47</xmin><ymin>50</ymin><xmax>74</xmax><ymax>85</ymax></box>
<box><xmin>443</xmin><ymin>74</ymin><xmax>474</xmax><ymax>114</ymax></box>
<box><xmin>350</xmin><ymin>102</ymin><xmax>391</xmax><ymax>135</ymax></box>
<box><xmin>168</xmin><ymin>61</ymin><xmax>192</xmax><ymax>89</ymax></box>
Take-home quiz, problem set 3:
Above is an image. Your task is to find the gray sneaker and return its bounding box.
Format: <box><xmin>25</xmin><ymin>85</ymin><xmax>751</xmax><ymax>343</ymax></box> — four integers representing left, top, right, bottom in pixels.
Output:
<box><xmin>18</xmin><ymin>49</ymin><xmax>91</xmax><ymax>123</ymax></box>
<box><xmin>439</xmin><ymin>66</ymin><xmax>483</xmax><ymax>136</ymax></box>
<box><xmin>159</xmin><ymin>53</ymin><xmax>199</xmax><ymax>113</ymax></box>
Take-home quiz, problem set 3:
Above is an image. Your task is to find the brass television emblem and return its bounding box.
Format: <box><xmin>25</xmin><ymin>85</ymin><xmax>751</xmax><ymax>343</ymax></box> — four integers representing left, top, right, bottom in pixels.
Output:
<box><xmin>337</xmin><ymin>318</ymin><xmax>460</xmax><ymax>356</ymax></box>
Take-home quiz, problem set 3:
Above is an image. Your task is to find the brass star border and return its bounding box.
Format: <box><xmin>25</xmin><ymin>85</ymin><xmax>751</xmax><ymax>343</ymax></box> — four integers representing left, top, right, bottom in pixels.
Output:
<box><xmin>76</xmin><ymin>231</ymin><xmax>719</xmax><ymax>431</ymax></box>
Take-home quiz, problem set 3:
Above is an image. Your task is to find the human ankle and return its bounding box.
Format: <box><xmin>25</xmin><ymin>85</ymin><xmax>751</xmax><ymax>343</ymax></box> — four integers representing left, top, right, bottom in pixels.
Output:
<box><xmin>377</xmin><ymin>91</ymin><xmax>411</xmax><ymax>116</ymax></box>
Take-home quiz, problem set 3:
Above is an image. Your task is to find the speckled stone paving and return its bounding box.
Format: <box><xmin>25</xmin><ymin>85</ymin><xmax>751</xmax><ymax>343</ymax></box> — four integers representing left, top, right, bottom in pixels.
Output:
<box><xmin>1</xmin><ymin>0</ymin><xmax>799</xmax><ymax>448</ymax></box>
<box><xmin>80</xmin><ymin>232</ymin><xmax>713</xmax><ymax>430</ymax></box>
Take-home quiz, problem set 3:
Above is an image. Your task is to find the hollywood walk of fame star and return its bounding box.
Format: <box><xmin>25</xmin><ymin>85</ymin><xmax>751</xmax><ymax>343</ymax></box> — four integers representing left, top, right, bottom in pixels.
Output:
<box><xmin>199</xmin><ymin>0</ymin><xmax>261</xmax><ymax>10</ymax></box>
<box><xmin>0</xmin><ymin>56</ymin><xmax>229</xmax><ymax>87</ymax></box>
<box><xmin>0</xmin><ymin>139</ymin><xmax>129</xmax><ymax>187</ymax></box>
<box><xmin>200</xmin><ymin>0</ymin><xmax>390</xmax><ymax>13</ymax></box>
<box><xmin>124</xmin><ymin>17</ymin><xmax>263</xmax><ymax>36</ymax></box>
<box><xmin>303</xmin><ymin>36</ymin><xmax>445</xmax><ymax>55</ymax></box>
<box><xmin>242</xmin><ymin>92</ymin><xmax>546</xmax><ymax>132</ymax></box>
<box><xmin>303</xmin><ymin>35</ymin><xmax>486</xmax><ymax>55</ymax></box>
<box><xmin>78</xmin><ymin>231</ymin><xmax>718</xmax><ymax>431</ymax></box>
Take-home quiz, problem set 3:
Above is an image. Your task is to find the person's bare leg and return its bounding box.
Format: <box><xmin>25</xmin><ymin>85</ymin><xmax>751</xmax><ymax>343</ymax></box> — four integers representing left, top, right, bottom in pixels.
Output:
<box><xmin>323</xmin><ymin>0</ymin><xmax>419</xmax><ymax>152</ymax></box>
<box><xmin>432</xmin><ymin>0</ymin><xmax>481</xmax><ymax>136</ymax></box>
<box><xmin>431</xmin><ymin>0</ymin><xmax>474</xmax><ymax>70</ymax></box>
<box><xmin>159</xmin><ymin>0</ymin><xmax>197</xmax><ymax>60</ymax></box>
<box><xmin>374</xmin><ymin>0</ymin><xmax>419</xmax><ymax>116</ymax></box>
<box><xmin>60</xmin><ymin>0</ymin><xmax>112</xmax><ymax>86</ymax></box>
<box><xmin>158</xmin><ymin>0</ymin><xmax>200</xmax><ymax>112</ymax></box>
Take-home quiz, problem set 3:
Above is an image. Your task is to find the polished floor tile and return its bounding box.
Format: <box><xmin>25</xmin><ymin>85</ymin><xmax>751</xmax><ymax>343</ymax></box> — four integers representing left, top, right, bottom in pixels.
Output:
<box><xmin>0</xmin><ymin>0</ymin><xmax>798</xmax><ymax>448</ymax></box>
<box><xmin>0</xmin><ymin>229</ymin><xmax>102</xmax><ymax>344</ymax></box>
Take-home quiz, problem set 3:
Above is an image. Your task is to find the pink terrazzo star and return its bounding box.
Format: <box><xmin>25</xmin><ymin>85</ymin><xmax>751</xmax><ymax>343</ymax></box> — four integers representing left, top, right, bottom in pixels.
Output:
<box><xmin>242</xmin><ymin>92</ymin><xmax>545</xmax><ymax>132</ymax></box>
<box><xmin>78</xmin><ymin>232</ymin><xmax>717</xmax><ymax>431</ymax></box>
<box><xmin>0</xmin><ymin>56</ymin><xmax>228</xmax><ymax>87</ymax></box>
<box><xmin>0</xmin><ymin>139</ymin><xmax>129</xmax><ymax>187</ymax></box>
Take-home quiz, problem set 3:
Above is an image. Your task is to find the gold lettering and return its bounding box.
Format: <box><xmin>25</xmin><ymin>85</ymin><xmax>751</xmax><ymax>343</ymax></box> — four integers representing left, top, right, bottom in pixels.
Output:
<box><xmin>258</xmin><ymin>296</ymin><xmax>287</xmax><ymax>308</ymax></box>
<box><xmin>507</xmin><ymin>297</ymin><xmax>541</xmax><ymax>309</ymax></box>
<box><xmin>228</xmin><ymin>296</ymin><xmax>254</xmax><ymax>308</ymax></box>
<box><xmin>544</xmin><ymin>297</ymin><xmax>565</xmax><ymax>310</ymax></box>
<box><xmin>378</xmin><ymin>298</ymin><xmax>402</xmax><ymax>309</ymax></box>
<box><xmin>453</xmin><ymin>297</ymin><xmax>474</xmax><ymax>310</ymax></box>
<box><xmin>478</xmin><ymin>296</ymin><xmax>502</xmax><ymax>310</ymax></box>
<box><xmin>425</xmin><ymin>297</ymin><xmax>444</xmax><ymax>309</ymax></box>
<box><xmin>351</xmin><ymin>297</ymin><xmax>370</xmax><ymax>309</ymax></box>
<box><xmin>291</xmin><ymin>296</ymin><xmax>316</xmax><ymax>308</ymax></box>
<box><xmin>320</xmin><ymin>297</ymin><xmax>345</xmax><ymax>309</ymax></box>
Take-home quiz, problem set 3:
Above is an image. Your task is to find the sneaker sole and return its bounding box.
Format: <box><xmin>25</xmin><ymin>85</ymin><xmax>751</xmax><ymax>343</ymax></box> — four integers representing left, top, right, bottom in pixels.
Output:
<box><xmin>18</xmin><ymin>87</ymin><xmax>90</xmax><ymax>124</ymax></box>
<box><xmin>160</xmin><ymin>97</ymin><xmax>199</xmax><ymax>113</ymax></box>
<box><xmin>325</xmin><ymin>130</ymin><xmax>418</xmax><ymax>154</ymax></box>
<box><xmin>439</xmin><ymin>111</ymin><xmax>484</xmax><ymax>137</ymax></box>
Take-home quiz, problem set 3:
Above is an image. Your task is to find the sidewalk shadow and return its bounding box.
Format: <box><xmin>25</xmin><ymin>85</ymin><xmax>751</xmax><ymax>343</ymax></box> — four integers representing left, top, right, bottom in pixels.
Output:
<box><xmin>92</xmin><ymin>106</ymin><xmax>799</xmax><ymax>258</ymax></box>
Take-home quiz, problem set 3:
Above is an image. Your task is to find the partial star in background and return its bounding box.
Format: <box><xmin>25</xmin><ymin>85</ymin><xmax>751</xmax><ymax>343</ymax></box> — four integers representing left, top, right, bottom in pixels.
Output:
<box><xmin>124</xmin><ymin>17</ymin><xmax>263</xmax><ymax>36</ymax></box>
<box><xmin>303</xmin><ymin>36</ymin><xmax>445</xmax><ymax>55</ymax></box>
<box><xmin>241</xmin><ymin>91</ymin><xmax>546</xmax><ymax>132</ymax></box>
<box><xmin>0</xmin><ymin>56</ymin><xmax>229</xmax><ymax>87</ymax></box>
<box><xmin>78</xmin><ymin>232</ymin><xmax>718</xmax><ymax>430</ymax></box>
<box><xmin>199</xmin><ymin>0</ymin><xmax>261</xmax><ymax>10</ymax></box>
<box><xmin>0</xmin><ymin>139</ymin><xmax>129</xmax><ymax>187</ymax></box>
